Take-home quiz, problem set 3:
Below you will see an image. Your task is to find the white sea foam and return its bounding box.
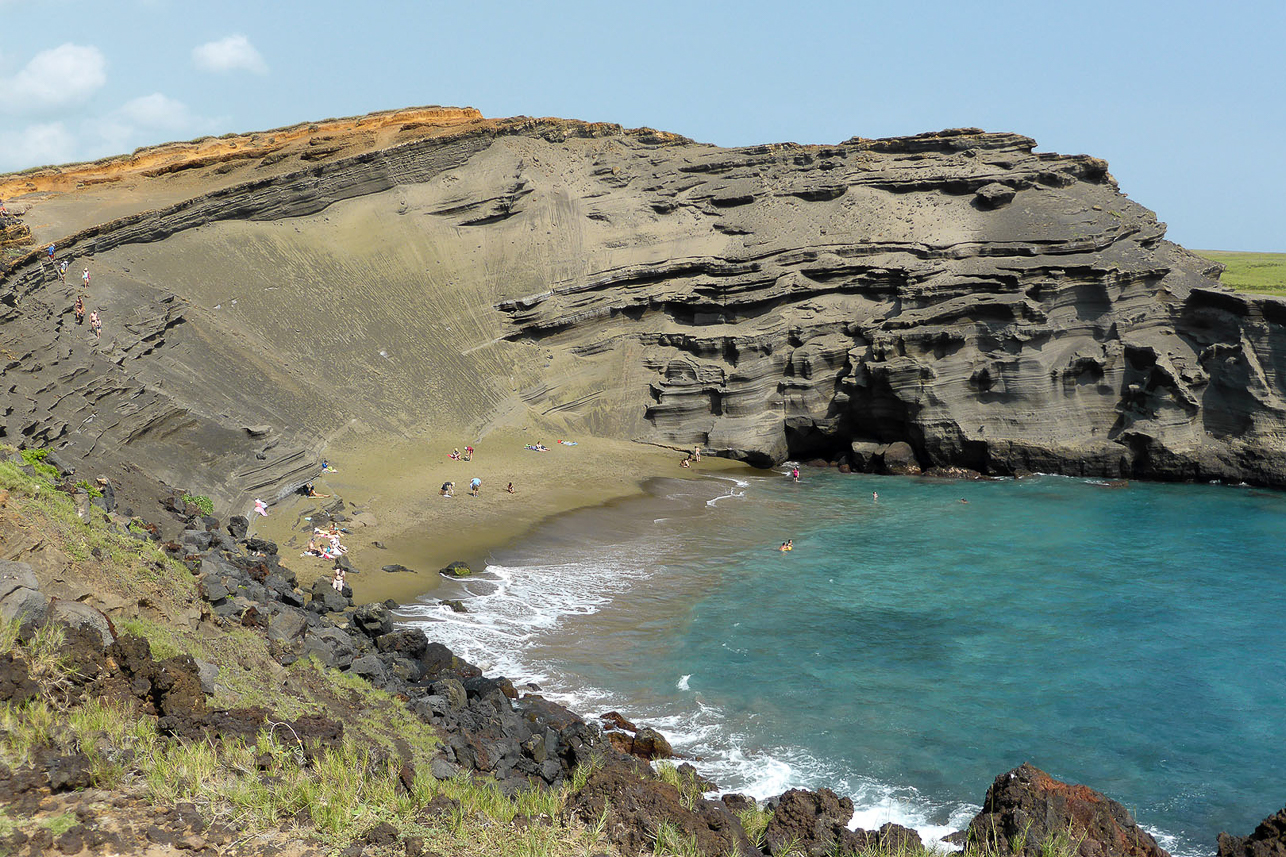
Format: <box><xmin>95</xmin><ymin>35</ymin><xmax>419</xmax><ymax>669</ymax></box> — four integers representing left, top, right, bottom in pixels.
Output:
<box><xmin>410</xmin><ymin>560</ymin><xmax>981</xmax><ymax>849</ymax></box>
<box><xmin>398</xmin><ymin>471</ymin><xmax>1197</xmax><ymax>856</ymax></box>
<box><xmin>400</xmin><ymin>550</ymin><xmax>649</xmax><ymax>690</ymax></box>
<box><xmin>1146</xmin><ymin>826</ymin><xmax>1202</xmax><ymax>857</ymax></box>
<box><xmin>705</xmin><ymin>474</ymin><xmax>751</xmax><ymax>507</ymax></box>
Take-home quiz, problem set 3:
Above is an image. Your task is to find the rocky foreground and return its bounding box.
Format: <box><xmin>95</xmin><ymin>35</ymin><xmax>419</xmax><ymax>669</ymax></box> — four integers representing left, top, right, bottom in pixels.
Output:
<box><xmin>2</xmin><ymin>451</ymin><xmax>1284</xmax><ymax>856</ymax></box>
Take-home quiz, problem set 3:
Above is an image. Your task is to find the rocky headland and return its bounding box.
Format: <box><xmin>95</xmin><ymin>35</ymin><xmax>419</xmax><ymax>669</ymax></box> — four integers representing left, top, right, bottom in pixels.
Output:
<box><xmin>3</xmin><ymin>106</ymin><xmax>1286</xmax><ymax>519</ymax></box>
<box><xmin>2</xmin><ymin>106</ymin><xmax>1286</xmax><ymax>855</ymax></box>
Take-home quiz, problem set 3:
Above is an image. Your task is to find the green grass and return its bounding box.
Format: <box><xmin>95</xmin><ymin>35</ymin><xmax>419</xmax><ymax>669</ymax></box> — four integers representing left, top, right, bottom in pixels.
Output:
<box><xmin>181</xmin><ymin>493</ymin><xmax>214</xmax><ymax>516</ymax></box>
<box><xmin>0</xmin><ymin>442</ymin><xmax>621</xmax><ymax>855</ymax></box>
<box><xmin>39</xmin><ymin>813</ymin><xmax>77</xmax><ymax>836</ymax></box>
<box><xmin>0</xmin><ymin>449</ymin><xmax>197</xmax><ymax>600</ymax></box>
<box><xmin>1198</xmin><ymin>250</ymin><xmax>1286</xmax><ymax>297</ymax></box>
<box><xmin>0</xmin><ymin>658</ymin><xmax>610</xmax><ymax>857</ymax></box>
<box><xmin>654</xmin><ymin>760</ymin><xmax>709</xmax><ymax>811</ymax></box>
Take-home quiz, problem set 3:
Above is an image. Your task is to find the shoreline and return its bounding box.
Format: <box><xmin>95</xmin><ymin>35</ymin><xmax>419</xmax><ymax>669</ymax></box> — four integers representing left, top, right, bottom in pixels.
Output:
<box><xmin>385</xmin><ymin>469</ymin><xmax>1286</xmax><ymax>857</ymax></box>
<box><xmin>249</xmin><ymin>428</ymin><xmax>755</xmax><ymax>606</ymax></box>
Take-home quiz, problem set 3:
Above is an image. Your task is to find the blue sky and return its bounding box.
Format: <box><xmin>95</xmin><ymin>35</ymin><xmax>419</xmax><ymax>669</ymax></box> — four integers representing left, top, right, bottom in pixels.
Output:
<box><xmin>1</xmin><ymin>0</ymin><xmax>1281</xmax><ymax>250</ymax></box>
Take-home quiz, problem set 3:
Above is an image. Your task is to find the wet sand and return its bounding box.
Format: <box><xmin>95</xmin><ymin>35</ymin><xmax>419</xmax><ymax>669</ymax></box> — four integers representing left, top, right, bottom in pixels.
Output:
<box><xmin>250</xmin><ymin>428</ymin><xmax>754</xmax><ymax>605</ymax></box>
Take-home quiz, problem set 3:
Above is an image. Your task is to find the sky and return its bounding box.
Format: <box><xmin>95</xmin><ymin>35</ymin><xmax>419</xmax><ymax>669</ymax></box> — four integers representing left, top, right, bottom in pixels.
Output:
<box><xmin>0</xmin><ymin>0</ymin><xmax>1282</xmax><ymax>251</ymax></box>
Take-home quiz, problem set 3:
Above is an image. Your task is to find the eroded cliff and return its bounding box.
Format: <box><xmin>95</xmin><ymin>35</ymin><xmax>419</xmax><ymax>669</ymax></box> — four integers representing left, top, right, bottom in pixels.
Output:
<box><xmin>1</xmin><ymin>107</ymin><xmax>1280</xmax><ymax>507</ymax></box>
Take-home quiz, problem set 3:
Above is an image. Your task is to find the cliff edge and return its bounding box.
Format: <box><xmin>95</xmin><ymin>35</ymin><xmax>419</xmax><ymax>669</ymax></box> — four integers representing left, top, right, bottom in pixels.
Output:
<box><xmin>1</xmin><ymin>107</ymin><xmax>1279</xmax><ymax>509</ymax></box>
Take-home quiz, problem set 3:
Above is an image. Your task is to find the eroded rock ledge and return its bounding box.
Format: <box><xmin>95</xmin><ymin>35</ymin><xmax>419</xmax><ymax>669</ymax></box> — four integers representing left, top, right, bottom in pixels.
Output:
<box><xmin>1</xmin><ymin>112</ymin><xmax>1281</xmax><ymax>505</ymax></box>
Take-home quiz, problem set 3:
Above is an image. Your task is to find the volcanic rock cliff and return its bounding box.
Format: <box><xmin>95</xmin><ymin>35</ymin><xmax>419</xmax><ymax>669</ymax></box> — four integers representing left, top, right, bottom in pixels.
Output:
<box><xmin>1</xmin><ymin>105</ymin><xmax>1281</xmax><ymax>505</ymax></box>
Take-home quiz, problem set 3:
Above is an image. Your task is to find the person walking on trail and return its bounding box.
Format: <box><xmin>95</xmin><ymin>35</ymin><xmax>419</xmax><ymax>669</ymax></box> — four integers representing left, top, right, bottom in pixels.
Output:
<box><xmin>469</xmin><ymin>477</ymin><xmax>482</xmax><ymax>496</ymax></box>
<box><xmin>74</xmin><ymin>296</ymin><xmax>85</xmax><ymax>324</ymax></box>
<box><xmin>88</xmin><ymin>310</ymin><xmax>101</xmax><ymax>339</ymax></box>
<box><xmin>82</xmin><ymin>268</ymin><xmax>90</xmax><ymax>288</ymax></box>
<box><xmin>59</xmin><ymin>260</ymin><xmax>69</xmax><ymax>283</ymax></box>
<box><xmin>47</xmin><ymin>244</ymin><xmax>55</xmax><ymax>262</ymax></box>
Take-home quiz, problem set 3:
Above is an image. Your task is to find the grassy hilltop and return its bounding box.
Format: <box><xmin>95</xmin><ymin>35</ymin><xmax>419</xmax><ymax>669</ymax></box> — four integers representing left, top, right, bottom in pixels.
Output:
<box><xmin>1198</xmin><ymin>250</ymin><xmax>1286</xmax><ymax>297</ymax></box>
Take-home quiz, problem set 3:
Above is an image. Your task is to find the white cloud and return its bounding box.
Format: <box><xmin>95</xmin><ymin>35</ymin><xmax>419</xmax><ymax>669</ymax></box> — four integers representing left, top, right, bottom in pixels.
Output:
<box><xmin>119</xmin><ymin>93</ymin><xmax>200</xmax><ymax>131</ymax></box>
<box><xmin>92</xmin><ymin>93</ymin><xmax>217</xmax><ymax>155</ymax></box>
<box><xmin>191</xmin><ymin>34</ymin><xmax>268</xmax><ymax>75</ymax></box>
<box><xmin>0</xmin><ymin>44</ymin><xmax>107</xmax><ymax>114</ymax></box>
<box><xmin>0</xmin><ymin>93</ymin><xmax>220</xmax><ymax>174</ymax></box>
<box><xmin>0</xmin><ymin>122</ymin><xmax>77</xmax><ymax>171</ymax></box>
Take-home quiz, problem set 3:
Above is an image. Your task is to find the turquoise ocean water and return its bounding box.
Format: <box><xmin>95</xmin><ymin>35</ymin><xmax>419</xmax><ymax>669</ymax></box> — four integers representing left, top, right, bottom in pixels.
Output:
<box><xmin>402</xmin><ymin>470</ymin><xmax>1286</xmax><ymax>856</ymax></box>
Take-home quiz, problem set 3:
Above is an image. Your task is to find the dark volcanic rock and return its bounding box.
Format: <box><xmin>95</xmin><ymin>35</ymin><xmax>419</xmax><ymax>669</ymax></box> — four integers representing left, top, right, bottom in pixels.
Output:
<box><xmin>764</xmin><ymin>787</ymin><xmax>866</xmax><ymax>856</ymax></box>
<box><xmin>439</xmin><ymin>561</ymin><xmax>471</xmax><ymax>578</ymax></box>
<box><xmin>959</xmin><ymin>763</ymin><xmax>1169</xmax><ymax>857</ymax></box>
<box><xmin>1218</xmin><ymin>807</ymin><xmax>1286</xmax><ymax>857</ymax></box>
<box><xmin>568</xmin><ymin>762</ymin><xmax>753</xmax><ymax>857</ymax></box>
<box><xmin>0</xmin><ymin>652</ymin><xmax>38</xmax><ymax>704</ymax></box>
<box><xmin>351</xmin><ymin>603</ymin><xmax>394</xmax><ymax>638</ymax></box>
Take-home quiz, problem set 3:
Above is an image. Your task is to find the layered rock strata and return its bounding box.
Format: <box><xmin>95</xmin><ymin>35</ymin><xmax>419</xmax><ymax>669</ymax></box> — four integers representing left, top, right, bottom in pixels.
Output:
<box><xmin>2</xmin><ymin>110</ymin><xmax>1283</xmax><ymax>505</ymax></box>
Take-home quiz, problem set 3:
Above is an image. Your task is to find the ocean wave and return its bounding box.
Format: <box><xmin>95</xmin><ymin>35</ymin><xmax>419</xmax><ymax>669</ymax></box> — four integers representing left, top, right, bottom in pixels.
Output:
<box><xmin>705</xmin><ymin>473</ymin><xmax>751</xmax><ymax>507</ymax></box>
<box><xmin>399</xmin><ymin>470</ymin><xmax>1214</xmax><ymax>856</ymax></box>
<box><xmin>404</xmin><ymin>552</ymin><xmax>985</xmax><ymax>850</ymax></box>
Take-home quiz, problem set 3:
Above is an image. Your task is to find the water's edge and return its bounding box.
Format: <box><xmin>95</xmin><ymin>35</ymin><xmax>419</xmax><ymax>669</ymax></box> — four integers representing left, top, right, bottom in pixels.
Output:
<box><xmin>398</xmin><ymin>470</ymin><xmax>1286</xmax><ymax>857</ymax></box>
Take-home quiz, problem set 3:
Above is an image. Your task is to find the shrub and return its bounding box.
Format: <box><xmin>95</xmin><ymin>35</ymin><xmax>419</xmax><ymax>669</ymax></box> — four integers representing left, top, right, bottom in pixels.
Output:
<box><xmin>74</xmin><ymin>479</ymin><xmax>103</xmax><ymax>498</ymax></box>
<box><xmin>182</xmin><ymin>494</ymin><xmax>214</xmax><ymax>516</ymax></box>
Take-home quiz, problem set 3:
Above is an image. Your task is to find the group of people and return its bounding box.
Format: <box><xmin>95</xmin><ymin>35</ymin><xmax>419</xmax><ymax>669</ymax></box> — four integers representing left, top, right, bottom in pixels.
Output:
<box><xmin>449</xmin><ymin>446</ymin><xmax>474</xmax><ymax>461</ymax></box>
<box><xmin>51</xmin><ymin>249</ymin><xmax>102</xmax><ymax>341</ymax></box>
<box><xmin>305</xmin><ymin>522</ymin><xmax>349</xmax><ymax>560</ymax></box>
<box><xmin>440</xmin><ymin>477</ymin><xmax>489</xmax><ymax>497</ymax></box>
<box><xmin>680</xmin><ymin>446</ymin><xmax>703</xmax><ymax>468</ymax></box>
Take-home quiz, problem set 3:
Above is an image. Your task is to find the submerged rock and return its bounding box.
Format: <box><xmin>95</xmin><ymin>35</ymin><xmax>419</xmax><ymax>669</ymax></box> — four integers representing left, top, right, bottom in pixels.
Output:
<box><xmin>439</xmin><ymin>561</ymin><xmax>471</xmax><ymax>578</ymax></box>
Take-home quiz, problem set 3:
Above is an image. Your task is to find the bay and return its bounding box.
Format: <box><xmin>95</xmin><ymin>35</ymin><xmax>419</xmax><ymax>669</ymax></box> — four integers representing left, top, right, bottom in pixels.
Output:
<box><xmin>401</xmin><ymin>471</ymin><xmax>1286</xmax><ymax>856</ymax></box>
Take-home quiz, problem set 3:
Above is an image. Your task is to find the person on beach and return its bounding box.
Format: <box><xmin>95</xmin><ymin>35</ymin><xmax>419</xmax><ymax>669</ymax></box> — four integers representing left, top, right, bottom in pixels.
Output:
<box><xmin>332</xmin><ymin>566</ymin><xmax>346</xmax><ymax>592</ymax></box>
<box><xmin>469</xmin><ymin>477</ymin><xmax>482</xmax><ymax>496</ymax></box>
<box><xmin>693</xmin><ymin>446</ymin><xmax>701</xmax><ymax>462</ymax></box>
<box><xmin>74</xmin><ymin>296</ymin><xmax>85</xmax><ymax>324</ymax></box>
<box><xmin>253</xmin><ymin>498</ymin><xmax>268</xmax><ymax>517</ymax></box>
<box><xmin>506</xmin><ymin>482</ymin><xmax>515</xmax><ymax>494</ymax></box>
<box><xmin>464</xmin><ymin>445</ymin><xmax>473</xmax><ymax>461</ymax></box>
<box><xmin>450</xmin><ymin>448</ymin><xmax>461</xmax><ymax>460</ymax></box>
<box><xmin>303</xmin><ymin>482</ymin><xmax>331</xmax><ymax>499</ymax></box>
<box><xmin>440</xmin><ymin>481</ymin><xmax>454</xmax><ymax>497</ymax></box>
<box><xmin>89</xmin><ymin>310</ymin><xmax>102</xmax><ymax>339</ymax></box>
<box><xmin>321</xmin><ymin>459</ymin><xmax>336</xmax><ymax>473</ymax></box>
<box><xmin>680</xmin><ymin>457</ymin><xmax>691</xmax><ymax>468</ymax></box>
<box><xmin>82</xmin><ymin>268</ymin><xmax>90</xmax><ymax>287</ymax></box>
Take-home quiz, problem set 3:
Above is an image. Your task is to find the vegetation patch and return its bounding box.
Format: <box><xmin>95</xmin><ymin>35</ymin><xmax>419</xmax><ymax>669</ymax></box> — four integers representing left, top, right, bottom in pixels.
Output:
<box><xmin>1200</xmin><ymin>250</ymin><xmax>1286</xmax><ymax>296</ymax></box>
<box><xmin>181</xmin><ymin>493</ymin><xmax>214</xmax><ymax>516</ymax></box>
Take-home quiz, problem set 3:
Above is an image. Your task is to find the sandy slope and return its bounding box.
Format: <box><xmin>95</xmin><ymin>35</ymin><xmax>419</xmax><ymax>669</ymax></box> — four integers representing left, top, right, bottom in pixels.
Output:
<box><xmin>250</xmin><ymin>430</ymin><xmax>750</xmax><ymax>604</ymax></box>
